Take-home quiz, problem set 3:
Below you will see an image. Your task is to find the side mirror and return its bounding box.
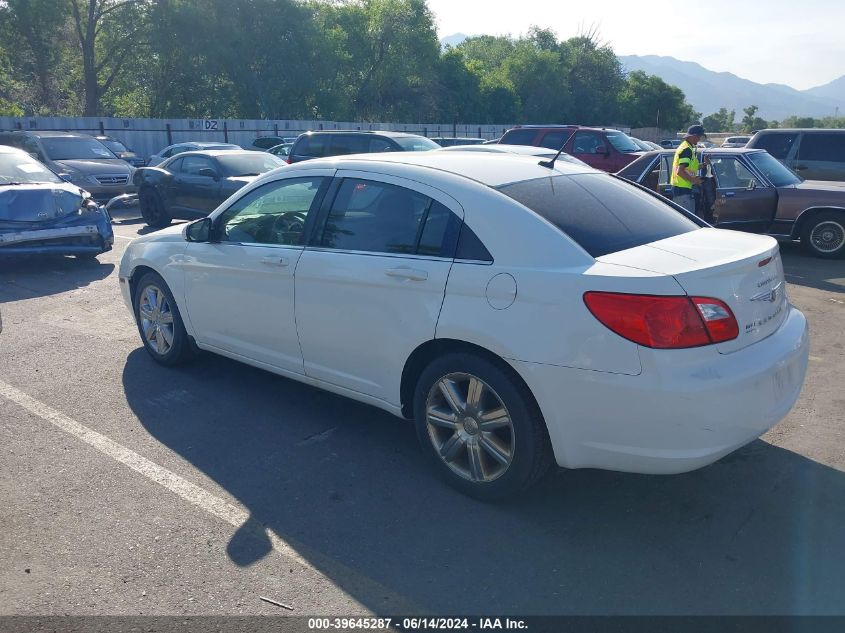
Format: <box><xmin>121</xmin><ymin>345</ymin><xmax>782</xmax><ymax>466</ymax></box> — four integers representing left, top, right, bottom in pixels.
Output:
<box><xmin>198</xmin><ymin>167</ymin><xmax>219</xmax><ymax>179</ymax></box>
<box><xmin>747</xmin><ymin>179</ymin><xmax>757</xmax><ymax>191</ymax></box>
<box><xmin>186</xmin><ymin>217</ymin><xmax>212</xmax><ymax>243</ymax></box>
<box><xmin>595</xmin><ymin>144</ymin><xmax>609</xmax><ymax>156</ymax></box>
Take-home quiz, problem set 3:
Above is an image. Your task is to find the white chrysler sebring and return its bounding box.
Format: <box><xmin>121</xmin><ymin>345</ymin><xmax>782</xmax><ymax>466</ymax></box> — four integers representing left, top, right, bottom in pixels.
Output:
<box><xmin>119</xmin><ymin>152</ymin><xmax>809</xmax><ymax>499</ymax></box>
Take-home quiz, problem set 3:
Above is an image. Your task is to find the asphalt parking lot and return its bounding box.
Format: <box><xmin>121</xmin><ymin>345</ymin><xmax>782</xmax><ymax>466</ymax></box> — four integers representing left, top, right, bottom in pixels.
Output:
<box><xmin>1</xmin><ymin>211</ymin><xmax>845</xmax><ymax>617</ymax></box>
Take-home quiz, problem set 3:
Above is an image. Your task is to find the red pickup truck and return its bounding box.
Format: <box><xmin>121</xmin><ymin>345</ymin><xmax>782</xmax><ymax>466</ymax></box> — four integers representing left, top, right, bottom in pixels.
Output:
<box><xmin>498</xmin><ymin>125</ymin><xmax>646</xmax><ymax>172</ymax></box>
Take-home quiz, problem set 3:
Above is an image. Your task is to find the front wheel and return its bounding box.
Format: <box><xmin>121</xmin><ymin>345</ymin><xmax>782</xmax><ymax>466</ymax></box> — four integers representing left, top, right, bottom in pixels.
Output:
<box><xmin>139</xmin><ymin>188</ymin><xmax>170</xmax><ymax>229</ymax></box>
<box><xmin>801</xmin><ymin>212</ymin><xmax>845</xmax><ymax>259</ymax></box>
<box><xmin>413</xmin><ymin>352</ymin><xmax>553</xmax><ymax>500</ymax></box>
<box><xmin>133</xmin><ymin>272</ymin><xmax>193</xmax><ymax>365</ymax></box>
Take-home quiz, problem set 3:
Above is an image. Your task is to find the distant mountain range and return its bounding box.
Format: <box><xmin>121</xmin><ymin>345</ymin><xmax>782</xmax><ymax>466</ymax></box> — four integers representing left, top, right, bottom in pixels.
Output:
<box><xmin>619</xmin><ymin>55</ymin><xmax>844</xmax><ymax>121</ymax></box>
<box><xmin>439</xmin><ymin>34</ymin><xmax>844</xmax><ymax>121</ymax></box>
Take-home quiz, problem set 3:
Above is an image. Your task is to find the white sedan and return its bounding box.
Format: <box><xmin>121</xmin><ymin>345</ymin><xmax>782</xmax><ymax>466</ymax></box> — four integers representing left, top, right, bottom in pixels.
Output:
<box><xmin>119</xmin><ymin>152</ymin><xmax>809</xmax><ymax>499</ymax></box>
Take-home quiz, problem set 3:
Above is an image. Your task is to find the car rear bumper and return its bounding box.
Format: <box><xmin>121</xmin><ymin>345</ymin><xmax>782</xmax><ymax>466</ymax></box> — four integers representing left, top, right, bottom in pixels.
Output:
<box><xmin>514</xmin><ymin>304</ymin><xmax>809</xmax><ymax>474</ymax></box>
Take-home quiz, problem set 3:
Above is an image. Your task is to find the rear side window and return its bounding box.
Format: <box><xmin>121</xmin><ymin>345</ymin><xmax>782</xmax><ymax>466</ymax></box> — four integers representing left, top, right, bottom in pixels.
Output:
<box><xmin>752</xmin><ymin>133</ymin><xmax>797</xmax><ymax>159</ymax></box>
<box><xmin>797</xmin><ymin>133</ymin><xmax>845</xmax><ymax>162</ymax></box>
<box><xmin>295</xmin><ymin>135</ymin><xmax>329</xmax><ymax>158</ymax></box>
<box><xmin>500</xmin><ymin>129</ymin><xmax>538</xmax><ymax>146</ymax></box>
<box><xmin>330</xmin><ymin>134</ymin><xmax>370</xmax><ymax>155</ymax></box>
<box><xmin>538</xmin><ymin>131</ymin><xmax>571</xmax><ymax>150</ymax></box>
<box><xmin>252</xmin><ymin>137</ymin><xmax>280</xmax><ymax>150</ymax></box>
<box><xmin>369</xmin><ymin>137</ymin><xmax>396</xmax><ymax>152</ymax></box>
<box><xmin>497</xmin><ymin>174</ymin><xmax>699</xmax><ymax>257</ymax></box>
<box><xmin>319</xmin><ymin>179</ymin><xmax>457</xmax><ymax>256</ymax></box>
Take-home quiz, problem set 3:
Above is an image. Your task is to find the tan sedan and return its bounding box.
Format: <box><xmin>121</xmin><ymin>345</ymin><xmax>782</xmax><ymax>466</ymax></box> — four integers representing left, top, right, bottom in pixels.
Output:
<box><xmin>618</xmin><ymin>148</ymin><xmax>845</xmax><ymax>258</ymax></box>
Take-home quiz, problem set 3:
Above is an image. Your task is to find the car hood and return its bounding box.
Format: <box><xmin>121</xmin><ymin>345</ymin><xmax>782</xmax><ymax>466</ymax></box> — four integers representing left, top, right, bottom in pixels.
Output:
<box><xmin>54</xmin><ymin>158</ymin><xmax>132</xmax><ymax>174</ymax></box>
<box><xmin>799</xmin><ymin>179</ymin><xmax>845</xmax><ymax>191</ymax></box>
<box><xmin>134</xmin><ymin>222</ymin><xmax>189</xmax><ymax>245</ymax></box>
<box><xmin>0</xmin><ymin>182</ymin><xmax>89</xmax><ymax>223</ymax></box>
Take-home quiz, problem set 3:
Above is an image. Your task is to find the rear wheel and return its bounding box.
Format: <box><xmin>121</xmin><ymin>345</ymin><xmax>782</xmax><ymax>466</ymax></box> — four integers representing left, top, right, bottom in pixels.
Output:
<box><xmin>133</xmin><ymin>272</ymin><xmax>193</xmax><ymax>365</ymax></box>
<box><xmin>801</xmin><ymin>212</ymin><xmax>845</xmax><ymax>259</ymax></box>
<box><xmin>139</xmin><ymin>188</ymin><xmax>170</xmax><ymax>228</ymax></box>
<box><xmin>413</xmin><ymin>352</ymin><xmax>553</xmax><ymax>500</ymax></box>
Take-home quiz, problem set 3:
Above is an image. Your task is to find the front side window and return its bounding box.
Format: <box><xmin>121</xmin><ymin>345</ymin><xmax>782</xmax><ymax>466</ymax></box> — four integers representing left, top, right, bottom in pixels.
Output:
<box><xmin>166</xmin><ymin>158</ymin><xmax>185</xmax><ymax>174</ymax></box>
<box><xmin>605</xmin><ymin>131</ymin><xmax>640</xmax><ymax>153</ymax></box>
<box><xmin>319</xmin><ymin>179</ymin><xmax>453</xmax><ymax>256</ymax></box>
<box><xmin>392</xmin><ymin>136</ymin><xmax>440</xmax><ymax>151</ymax></box>
<box><xmin>710</xmin><ymin>157</ymin><xmax>757</xmax><ymax>189</ymax></box>
<box><xmin>497</xmin><ymin>173</ymin><xmax>699</xmax><ymax>258</ymax></box>
<box><xmin>752</xmin><ymin>133</ymin><xmax>797</xmax><ymax>159</ymax></box>
<box><xmin>369</xmin><ymin>138</ymin><xmax>396</xmax><ymax>152</ymax></box>
<box><xmin>572</xmin><ymin>132</ymin><xmax>601</xmax><ymax>154</ymax></box>
<box><xmin>181</xmin><ymin>156</ymin><xmax>216</xmax><ymax>176</ymax></box>
<box><xmin>218</xmin><ymin>177</ymin><xmax>325</xmax><ymax>246</ymax></box>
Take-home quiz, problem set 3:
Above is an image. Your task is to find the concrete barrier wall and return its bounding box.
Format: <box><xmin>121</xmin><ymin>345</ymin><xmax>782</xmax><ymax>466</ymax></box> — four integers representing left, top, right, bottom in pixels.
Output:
<box><xmin>0</xmin><ymin>117</ymin><xmax>516</xmax><ymax>160</ymax></box>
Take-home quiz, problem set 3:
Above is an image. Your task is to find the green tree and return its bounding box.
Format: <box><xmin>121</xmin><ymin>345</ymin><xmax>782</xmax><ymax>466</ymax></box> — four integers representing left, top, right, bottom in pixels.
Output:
<box><xmin>702</xmin><ymin>107</ymin><xmax>735</xmax><ymax>132</ymax></box>
<box><xmin>619</xmin><ymin>70</ymin><xmax>697</xmax><ymax>130</ymax></box>
<box><xmin>560</xmin><ymin>34</ymin><xmax>624</xmax><ymax>124</ymax></box>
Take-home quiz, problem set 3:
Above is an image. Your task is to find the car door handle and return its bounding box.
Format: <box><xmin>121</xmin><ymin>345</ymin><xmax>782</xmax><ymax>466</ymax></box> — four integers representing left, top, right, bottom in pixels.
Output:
<box><xmin>385</xmin><ymin>266</ymin><xmax>428</xmax><ymax>281</ymax></box>
<box><xmin>722</xmin><ymin>191</ymin><xmax>735</xmax><ymax>198</ymax></box>
<box><xmin>261</xmin><ymin>255</ymin><xmax>289</xmax><ymax>267</ymax></box>
<box><xmin>795</xmin><ymin>165</ymin><xmax>808</xmax><ymax>171</ymax></box>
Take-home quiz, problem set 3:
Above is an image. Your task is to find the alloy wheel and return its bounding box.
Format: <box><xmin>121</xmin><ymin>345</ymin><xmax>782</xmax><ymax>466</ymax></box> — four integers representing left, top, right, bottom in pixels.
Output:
<box><xmin>139</xmin><ymin>284</ymin><xmax>175</xmax><ymax>356</ymax></box>
<box><xmin>425</xmin><ymin>372</ymin><xmax>515</xmax><ymax>483</ymax></box>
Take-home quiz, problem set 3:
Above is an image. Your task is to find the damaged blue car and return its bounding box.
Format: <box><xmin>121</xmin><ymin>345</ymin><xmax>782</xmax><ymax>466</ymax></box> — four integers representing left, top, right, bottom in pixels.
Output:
<box><xmin>0</xmin><ymin>145</ymin><xmax>113</xmax><ymax>259</ymax></box>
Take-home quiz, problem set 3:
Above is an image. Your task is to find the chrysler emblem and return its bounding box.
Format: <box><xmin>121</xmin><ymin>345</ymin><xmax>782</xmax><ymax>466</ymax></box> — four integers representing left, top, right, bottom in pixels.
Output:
<box><xmin>751</xmin><ymin>282</ymin><xmax>782</xmax><ymax>303</ymax></box>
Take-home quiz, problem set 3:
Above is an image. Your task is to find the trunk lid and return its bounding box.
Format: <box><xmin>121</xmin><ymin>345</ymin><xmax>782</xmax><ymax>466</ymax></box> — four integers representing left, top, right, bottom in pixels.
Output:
<box><xmin>0</xmin><ymin>183</ymin><xmax>85</xmax><ymax>223</ymax></box>
<box><xmin>598</xmin><ymin>228</ymin><xmax>786</xmax><ymax>353</ymax></box>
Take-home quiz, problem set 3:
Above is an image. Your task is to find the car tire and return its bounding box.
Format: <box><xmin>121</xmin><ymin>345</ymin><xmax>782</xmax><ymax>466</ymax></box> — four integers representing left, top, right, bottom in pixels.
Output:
<box><xmin>133</xmin><ymin>272</ymin><xmax>193</xmax><ymax>366</ymax></box>
<box><xmin>413</xmin><ymin>352</ymin><xmax>554</xmax><ymax>500</ymax></box>
<box><xmin>801</xmin><ymin>212</ymin><xmax>845</xmax><ymax>259</ymax></box>
<box><xmin>139</xmin><ymin>188</ymin><xmax>170</xmax><ymax>229</ymax></box>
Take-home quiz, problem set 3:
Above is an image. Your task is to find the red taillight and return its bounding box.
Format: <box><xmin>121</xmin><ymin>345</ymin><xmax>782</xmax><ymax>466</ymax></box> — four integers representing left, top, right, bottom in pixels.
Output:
<box><xmin>690</xmin><ymin>297</ymin><xmax>739</xmax><ymax>343</ymax></box>
<box><xmin>583</xmin><ymin>292</ymin><xmax>738</xmax><ymax>349</ymax></box>
<box><xmin>285</xmin><ymin>157</ymin><xmax>292</xmax><ymax>164</ymax></box>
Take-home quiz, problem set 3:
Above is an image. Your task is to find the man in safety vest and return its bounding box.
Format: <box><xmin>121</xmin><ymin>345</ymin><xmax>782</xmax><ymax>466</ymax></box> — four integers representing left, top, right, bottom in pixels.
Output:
<box><xmin>671</xmin><ymin>124</ymin><xmax>706</xmax><ymax>215</ymax></box>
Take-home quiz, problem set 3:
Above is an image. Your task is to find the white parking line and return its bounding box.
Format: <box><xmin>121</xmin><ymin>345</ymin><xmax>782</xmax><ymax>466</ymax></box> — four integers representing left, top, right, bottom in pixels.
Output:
<box><xmin>0</xmin><ymin>379</ymin><xmax>310</xmax><ymax>566</ymax></box>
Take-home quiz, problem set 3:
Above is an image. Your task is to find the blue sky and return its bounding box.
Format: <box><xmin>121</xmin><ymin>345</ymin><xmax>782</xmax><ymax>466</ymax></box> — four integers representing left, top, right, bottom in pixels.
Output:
<box><xmin>426</xmin><ymin>0</ymin><xmax>844</xmax><ymax>90</ymax></box>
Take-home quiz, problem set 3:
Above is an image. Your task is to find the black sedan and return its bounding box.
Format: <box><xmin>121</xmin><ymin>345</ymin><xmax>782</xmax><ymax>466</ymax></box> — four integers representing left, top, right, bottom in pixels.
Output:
<box><xmin>134</xmin><ymin>150</ymin><xmax>285</xmax><ymax>227</ymax></box>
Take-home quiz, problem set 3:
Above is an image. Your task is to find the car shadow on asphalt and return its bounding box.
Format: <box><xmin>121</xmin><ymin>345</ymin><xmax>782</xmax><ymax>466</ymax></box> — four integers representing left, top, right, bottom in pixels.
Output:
<box><xmin>122</xmin><ymin>348</ymin><xmax>845</xmax><ymax>615</ymax></box>
<box><xmin>780</xmin><ymin>242</ymin><xmax>845</xmax><ymax>294</ymax></box>
<box><xmin>0</xmin><ymin>256</ymin><xmax>114</xmax><ymax>301</ymax></box>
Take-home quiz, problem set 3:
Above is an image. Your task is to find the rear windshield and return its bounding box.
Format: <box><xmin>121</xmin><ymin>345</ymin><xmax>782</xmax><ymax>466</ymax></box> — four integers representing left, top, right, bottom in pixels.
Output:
<box><xmin>750</xmin><ymin>133</ymin><xmax>797</xmax><ymax>159</ymax></box>
<box><xmin>497</xmin><ymin>173</ymin><xmax>699</xmax><ymax>257</ymax></box>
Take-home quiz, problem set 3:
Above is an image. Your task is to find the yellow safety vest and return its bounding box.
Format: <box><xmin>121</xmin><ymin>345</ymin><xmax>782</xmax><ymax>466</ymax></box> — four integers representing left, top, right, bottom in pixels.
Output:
<box><xmin>671</xmin><ymin>140</ymin><xmax>699</xmax><ymax>189</ymax></box>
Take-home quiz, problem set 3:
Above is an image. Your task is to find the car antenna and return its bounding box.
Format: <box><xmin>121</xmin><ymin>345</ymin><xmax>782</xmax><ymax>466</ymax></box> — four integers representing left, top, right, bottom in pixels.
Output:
<box><xmin>539</xmin><ymin>129</ymin><xmax>579</xmax><ymax>170</ymax></box>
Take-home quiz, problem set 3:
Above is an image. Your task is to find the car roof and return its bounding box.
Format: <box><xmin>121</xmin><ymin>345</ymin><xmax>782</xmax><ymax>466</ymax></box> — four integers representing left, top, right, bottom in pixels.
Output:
<box><xmin>166</xmin><ymin>149</ymin><xmax>260</xmax><ymax>158</ymax></box>
<box><xmin>755</xmin><ymin>128</ymin><xmax>845</xmax><ymax>133</ymax></box>
<box><xmin>298</xmin><ymin>130</ymin><xmax>424</xmax><ymax>138</ymax></box>
<box><xmin>284</xmin><ymin>151</ymin><xmax>595</xmax><ymax>187</ymax></box>
<box><xmin>10</xmin><ymin>130</ymin><xmax>94</xmax><ymax>138</ymax></box>
<box><xmin>437</xmin><ymin>144</ymin><xmax>556</xmax><ymax>157</ymax></box>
